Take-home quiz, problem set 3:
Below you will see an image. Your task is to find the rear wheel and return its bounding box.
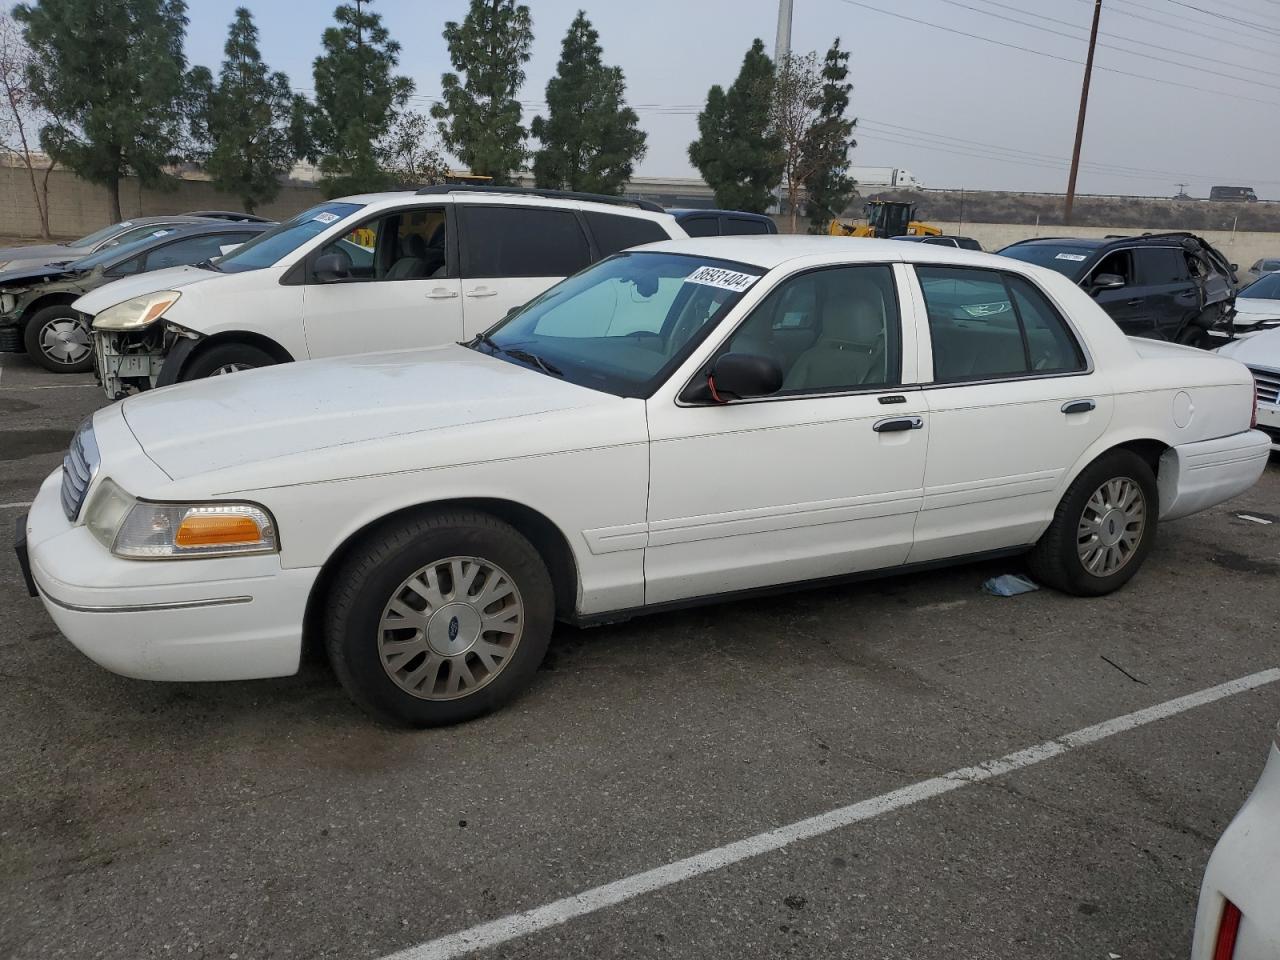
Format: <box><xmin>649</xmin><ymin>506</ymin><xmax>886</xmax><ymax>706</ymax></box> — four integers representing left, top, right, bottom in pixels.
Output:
<box><xmin>1027</xmin><ymin>450</ymin><xmax>1159</xmax><ymax>596</ymax></box>
<box><xmin>1175</xmin><ymin>324</ymin><xmax>1211</xmax><ymax>349</ymax></box>
<box><xmin>24</xmin><ymin>304</ymin><xmax>93</xmax><ymax>373</ymax></box>
<box><xmin>181</xmin><ymin>342</ymin><xmax>276</xmax><ymax>380</ymax></box>
<box><xmin>325</xmin><ymin>509</ymin><xmax>555</xmax><ymax>727</ymax></box>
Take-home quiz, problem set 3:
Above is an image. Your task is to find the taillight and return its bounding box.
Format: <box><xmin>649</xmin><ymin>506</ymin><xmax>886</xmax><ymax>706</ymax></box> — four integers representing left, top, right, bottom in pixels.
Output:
<box><xmin>1213</xmin><ymin>899</ymin><xmax>1243</xmax><ymax>960</ymax></box>
<box><xmin>1251</xmin><ymin>380</ymin><xmax>1258</xmax><ymax>430</ymax></box>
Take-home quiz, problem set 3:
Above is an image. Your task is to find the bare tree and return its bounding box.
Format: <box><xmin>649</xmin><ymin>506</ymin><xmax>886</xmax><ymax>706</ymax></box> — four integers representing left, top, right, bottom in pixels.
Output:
<box><xmin>378</xmin><ymin>110</ymin><xmax>450</xmax><ymax>187</ymax></box>
<box><xmin>0</xmin><ymin>13</ymin><xmax>54</xmax><ymax>238</ymax></box>
<box><xmin>769</xmin><ymin>52</ymin><xmax>824</xmax><ymax>234</ymax></box>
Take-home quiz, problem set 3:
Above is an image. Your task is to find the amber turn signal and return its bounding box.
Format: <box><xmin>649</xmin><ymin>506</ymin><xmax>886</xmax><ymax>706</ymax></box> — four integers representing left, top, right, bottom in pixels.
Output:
<box><xmin>175</xmin><ymin>513</ymin><xmax>264</xmax><ymax>548</ymax></box>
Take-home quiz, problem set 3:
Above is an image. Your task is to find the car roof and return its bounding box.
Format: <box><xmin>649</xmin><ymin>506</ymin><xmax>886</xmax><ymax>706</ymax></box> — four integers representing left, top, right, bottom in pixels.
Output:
<box><xmin>669</xmin><ymin>209</ymin><xmax>773</xmax><ymax>219</ymax></box>
<box><xmin>630</xmin><ymin>235</ymin><xmax>1013</xmax><ymax>270</ymax></box>
<box><xmin>334</xmin><ymin>188</ymin><xmax>677</xmax><ymax>222</ymax></box>
<box><xmin>1005</xmin><ymin>237</ymin><xmax>1106</xmax><ymax>250</ymax></box>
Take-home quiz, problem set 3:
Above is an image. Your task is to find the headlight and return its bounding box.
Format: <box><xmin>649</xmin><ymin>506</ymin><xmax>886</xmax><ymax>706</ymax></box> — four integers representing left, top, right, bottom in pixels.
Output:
<box><xmin>92</xmin><ymin>290</ymin><xmax>182</xmax><ymax>331</ymax></box>
<box><xmin>83</xmin><ymin>479</ymin><xmax>278</xmax><ymax>559</ymax></box>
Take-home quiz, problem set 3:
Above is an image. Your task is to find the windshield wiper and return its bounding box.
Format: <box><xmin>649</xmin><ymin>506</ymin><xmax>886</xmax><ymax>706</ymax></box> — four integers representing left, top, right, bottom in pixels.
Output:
<box><xmin>468</xmin><ymin>333</ymin><xmax>563</xmax><ymax>377</ymax></box>
<box><xmin>192</xmin><ymin>258</ymin><xmax>221</xmax><ymax>272</ymax></box>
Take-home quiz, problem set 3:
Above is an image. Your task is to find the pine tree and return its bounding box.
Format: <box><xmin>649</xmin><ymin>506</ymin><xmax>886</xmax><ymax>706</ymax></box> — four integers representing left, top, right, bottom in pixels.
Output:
<box><xmin>688</xmin><ymin>39</ymin><xmax>781</xmax><ymax>214</ymax></box>
<box><xmin>14</xmin><ymin>0</ymin><xmax>190</xmax><ymax>221</ymax></box>
<box><xmin>432</xmin><ymin>0</ymin><xmax>532</xmax><ymax>185</ymax></box>
<box><xmin>188</xmin><ymin>8</ymin><xmax>294</xmax><ymax>213</ymax></box>
<box><xmin>531</xmin><ymin>12</ymin><xmax>646</xmax><ymax>195</ymax></box>
<box><xmin>804</xmin><ymin>39</ymin><xmax>857</xmax><ymax>232</ymax></box>
<box><xmin>309</xmin><ymin>0</ymin><xmax>413</xmax><ymax>197</ymax></box>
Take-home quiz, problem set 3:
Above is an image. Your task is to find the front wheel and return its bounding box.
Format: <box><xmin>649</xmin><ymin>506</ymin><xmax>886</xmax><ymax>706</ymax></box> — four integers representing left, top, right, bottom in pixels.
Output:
<box><xmin>324</xmin><ymin>510</ymin><xmax>555</xmax><ymax>727</ymax></box>
<box><xmin>24</xmin><ymin>304</ymin><xmax>93</xmax><ymax>373</ymax></box>
<box><xmin>1027</xmin><ymin>450</ymin><xmax>1159</xmax><ymax>596</ymax></box>
<box><xmin>181</xmin><ymin>342</ymin><xmax>276</xmax><ymax>380</ymax></box>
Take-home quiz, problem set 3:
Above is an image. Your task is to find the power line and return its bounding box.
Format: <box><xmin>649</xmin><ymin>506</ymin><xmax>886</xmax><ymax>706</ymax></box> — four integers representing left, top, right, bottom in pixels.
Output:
<box><xmin>934</xmin><ymin>0</ymin><xmax>1280</xmax><ymax>91</ymax></box>
<box><xmin>1163</xmin><ymin>0</ymin><xmax>1280</xmax><ymax>36</ymax></box>
<box><xmin>1075</xmin><ymin>0</ymin><xmax>1277</xmax><ymax>60</ymax></box>
<box><xmin>829</xmin><ymin>0</ymin><xmax>1280</xmax><ymax>110</ymax></box>
<box><xmin>1170</xmin><ymin>0</ymin><xmax>1280</xmax><ymax>29</ymax></box>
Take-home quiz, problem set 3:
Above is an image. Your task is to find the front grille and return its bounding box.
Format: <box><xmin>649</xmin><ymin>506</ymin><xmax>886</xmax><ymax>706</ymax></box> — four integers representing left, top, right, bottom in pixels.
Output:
<box><xmin>1249</xmin><ymin>366</ymin><xmax>1280</xmax><ymax>406</ymax></box>
<box><xmin>1258</xmin><ymin>423</ymin><xmax>1280</xmax><ymax>444</ymax></box>
<box><xmin>60</xmin><ymin>420</ymin><xmax>100</xmax><ymax>521</ymax></box>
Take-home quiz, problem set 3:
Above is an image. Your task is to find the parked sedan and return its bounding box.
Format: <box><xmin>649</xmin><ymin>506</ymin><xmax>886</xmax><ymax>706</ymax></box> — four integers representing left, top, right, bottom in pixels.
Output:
<box><xmin>1216</xmin><ymin>325</ymin><xmax>1280</xmax><ymax>450</ymax></box>
<box><xmin>0</xmin><ymin>215</ymin><xmax>219</xmax><ymax>276</ymax></box>
<box><xmin>1191</xmin><ymin>723</ymin><xmax>1280</xmax><ymax>959</ymax></box>
<box><xmin>1213</xmin><ymin>272</ymin><xmax>1280</xmax><ymax>343</ymax></box>
<box><xmin>1239</xmin><ymin>257</ymin><xmax>1280</xmax><ymax>287</ymax></box>
<box><xmin>16</xmin><ymin>238</ymin><xmax>1269</xmax><ymax>726</ymax></box>
<box><xmin>0</xmin><ymin>222</ymin><xmax>270</xmax><ymax>373</ymax></box>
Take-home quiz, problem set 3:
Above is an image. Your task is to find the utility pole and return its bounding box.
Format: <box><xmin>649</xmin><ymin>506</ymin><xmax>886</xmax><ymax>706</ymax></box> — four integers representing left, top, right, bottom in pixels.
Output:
<box><xmin>775</xmin><ymin>0</ymin><xmax>794</xmax><ymax>62</ymax></box>
<box><xmin>1064</xmin><ymin>0</ymin><xmax>1101</xmax><ymax>226</ymax></box>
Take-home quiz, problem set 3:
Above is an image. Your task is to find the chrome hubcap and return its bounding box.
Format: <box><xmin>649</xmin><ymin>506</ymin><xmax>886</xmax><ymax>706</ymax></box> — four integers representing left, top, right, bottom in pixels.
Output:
<box><xmin>39</xmin><ymin>316</ymin><xmax>91</xmax><ymax>364</ymax></box>
<box><xmin>1077</xmin><ymin>477</ymin><xmax>1146</xmax><ymax>576</ymax></box>
<box><xmin>377</xmin><ymin>556</ymin><xmax>524</xmax><ymax>700</ymax></box>
<box><xmin>210</xmin><ymin>362</ymin><xmax>252</xmax><ymax>376</ymax></box>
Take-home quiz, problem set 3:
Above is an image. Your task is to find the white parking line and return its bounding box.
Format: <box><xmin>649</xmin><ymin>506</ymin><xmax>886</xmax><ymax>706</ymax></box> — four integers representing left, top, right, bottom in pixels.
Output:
<box><xmin>0</xmin><ymin>501</ymin><xmax>32</xmax><ymax>510</ymax></box>
<box><xmin>381</xmin><ymin>668</ymin><xmax>1280</xmax><ymax>960</ymax></box>
<box><xmin>0</xmin><ymin>382</ymin><xmax>98</xmax><ymax>390</ymax></box>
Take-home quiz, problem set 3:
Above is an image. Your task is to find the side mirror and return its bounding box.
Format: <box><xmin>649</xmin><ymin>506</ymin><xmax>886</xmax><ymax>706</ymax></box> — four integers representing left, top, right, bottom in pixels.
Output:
<box><xmin>682</xmin><ymin>353</ymin><xmax>784</xmax><ymax>404</ymax></box>
<box><xmin>1091</xmin><ymin>273</ymin><xmax>1125</xmax><ymax>291</ymax></box>
<box><xmin>1230</xmin><ymin>263</ymin><xmax>1239</xmax><ymax>272</ymax></box>
<box><xmin>313</xmin><ymin>252</ymin><xmax>350</xmax><ymax>283</ymax></box>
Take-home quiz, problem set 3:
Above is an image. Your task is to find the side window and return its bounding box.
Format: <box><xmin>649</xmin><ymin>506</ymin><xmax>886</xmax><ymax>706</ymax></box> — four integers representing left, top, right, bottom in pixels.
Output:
<box><xmin>1005</xmin><ymin>275</ymin><xmax>1085</xmax><ymax>373</ymax></box>
<box><xmin>919</xmin><ymin>266</ymin><xmax>1084</xmax><ymax>382</ymax></box>
<box><xmin>1092</xmin><ymin>249</ymin><xmax>1133</xmax><ymax>284</ymax></box>
<box><xmin>680</xmin><ymin>216</ymin><xmax>719</xmax><ymax>238</ymax></box>
<box><xmin>458</xmin><ymin>205</ymin><xmax>590</xmax><ymax>278</ymax></box>
<box><xmin>583</xmin><ymin>212</ymin><xmax>669</xmax><ymax>257</ymax></box>
<box><xmin>724</xmin><ymin>217</ymin><xmax>769</xmax><ymax>236</ymax></box>
<box><xmin>317</xmin><ymin>207</ymin><xmax>448</xmax><ymax>282</ymax></box>
<box><xmin>1136</xmin><ymin>247</ymin><xmax>1190</xmax><ymax>285</ymax></box>
<box><xmin>719</xmin><ymin>265</ymin><xmax>901</xmax><ymax>394</ymax></box>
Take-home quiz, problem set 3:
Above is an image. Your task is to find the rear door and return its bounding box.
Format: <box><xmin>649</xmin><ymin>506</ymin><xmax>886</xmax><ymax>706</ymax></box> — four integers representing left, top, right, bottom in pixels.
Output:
<box><xmin>911</xmin><ymin>264</ymin><xmax>1112</xmax><ymax>562</ymax></box>
<box><xmin>456</xmin><ymin>204</ymin><xmax>593</xmax><ymax>337</ymax></box>
<box><xmin>1133</xmin><ymin>246</ymin><xmax>1200</xmax><ymax>339</ymax></box>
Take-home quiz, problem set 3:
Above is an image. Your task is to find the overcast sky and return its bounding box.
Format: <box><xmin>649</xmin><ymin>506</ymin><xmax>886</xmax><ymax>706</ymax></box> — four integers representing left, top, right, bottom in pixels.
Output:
<box><xmin>177</xmin><ymin>0</ymin><xmax>1280</xmax><ymax>200</ymax></box>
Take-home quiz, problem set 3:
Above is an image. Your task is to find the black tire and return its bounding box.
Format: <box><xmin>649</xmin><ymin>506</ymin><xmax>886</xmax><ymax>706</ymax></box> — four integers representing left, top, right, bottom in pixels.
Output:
<box><xmin>1175</xmin><ymin>324</ymin><xmax>1211</xmax><ymax>349</ymax></box>
<box><xmin>181</xmin><ymin>342</ymin><xmax>276</xmax><ymax>381</ymax></box>
<box><xmin>324</xmin><ymin>509</ymin><xmax>555</xmax><ymax>727</ymax></box>
<box><xmin>23</xmin><ymin>304</ymin><xmax>93</xmax><ymax>373</ymax></box>
<box><xmin>1027</xmin><ymin>449</ymin><xmax>1159</xmax><ymax>596</ymax></box>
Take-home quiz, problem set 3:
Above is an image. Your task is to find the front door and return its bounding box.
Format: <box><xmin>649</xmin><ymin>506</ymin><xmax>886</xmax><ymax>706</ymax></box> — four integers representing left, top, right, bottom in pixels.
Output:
<box><xmin>455</xmin><ymin>204</ymin><xmax>594</xmax><ymax>338</ymax></box>
<box><xmin>644</xmin><ymin>263</ymin><xmax>929</xmax><ymax>605</ymax></box>
<box><xmin>1088</xmin><ymin>248</ymin><xmax>1151</xmax><ymax>336</ymax></box>
<box><xmin>301</xmin><ymin>204</ymin><xmax>463</xmax><ymax>358</ymax></box>
<box><xmin>909</xmin><ymin>264</ymin><xmax>1112</xmax><ymax>563</ymax></box>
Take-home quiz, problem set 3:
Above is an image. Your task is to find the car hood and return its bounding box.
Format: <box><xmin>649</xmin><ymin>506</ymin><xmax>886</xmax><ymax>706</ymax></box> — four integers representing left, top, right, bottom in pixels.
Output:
<box><xmin>0</xmin><ymin>246</ymin><xmax>91</xmax><ymax>272</ymax></box>
<box><xmin>72</xmin><ymin>264</ymin><xmax>218</xmax><ymax>315</ymax></box>
<box><xmin>1217</xmin><ymin>325</ymin><xmax>1280</xmax><ymax>367</ymax></box>
<box><xmin>1236</xmin><ymin>297</ymin><xmax>1280</xmax><ymax>318</ymax></box>
<box><xmin>118</xmin><ymin>345</ymin><xmax>631</xmax><ymax>484</ymax></box>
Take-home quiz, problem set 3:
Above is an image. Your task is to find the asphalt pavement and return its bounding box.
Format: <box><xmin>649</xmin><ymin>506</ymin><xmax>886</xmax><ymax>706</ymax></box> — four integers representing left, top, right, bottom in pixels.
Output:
<box><xmin>1</xmin><ymin>351</ymin><xmax>1278</xmax><ymax>960</ymax></box>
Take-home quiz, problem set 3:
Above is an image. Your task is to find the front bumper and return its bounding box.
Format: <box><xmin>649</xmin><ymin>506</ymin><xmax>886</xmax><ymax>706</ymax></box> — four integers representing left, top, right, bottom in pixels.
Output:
<box><xmin>92</xmin><ymin>324</ymin><xmax>197</xmax><ymax>399</ymax></box>
<box><xmin>21</xmin><ymin>468</ymin><xmax>318</xmax><ymax>682</ymax></box>
<box><xmin>1191</xmin><ymin>738</ymin><xmax>1280</xmax><ymax>960</ymax></box>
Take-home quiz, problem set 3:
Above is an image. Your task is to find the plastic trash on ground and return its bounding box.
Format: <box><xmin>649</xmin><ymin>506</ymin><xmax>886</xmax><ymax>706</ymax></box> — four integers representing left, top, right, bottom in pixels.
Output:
<box><xmin>982</xmin><ymin>573</ymin><xmax>1040</xmax><ymax>597</ymax></box>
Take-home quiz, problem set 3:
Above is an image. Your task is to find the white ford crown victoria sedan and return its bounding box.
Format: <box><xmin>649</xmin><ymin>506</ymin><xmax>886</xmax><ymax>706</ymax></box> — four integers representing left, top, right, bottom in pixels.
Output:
<box><xmin>17</xmin><ymin>238</ymin><xmax>1271</xmax><ymax>725</ymax></box>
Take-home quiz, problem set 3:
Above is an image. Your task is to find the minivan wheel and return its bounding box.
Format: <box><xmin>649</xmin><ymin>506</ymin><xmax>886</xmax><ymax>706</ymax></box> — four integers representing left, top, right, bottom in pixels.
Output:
<box><xmin>24</xmin><ymin>304</ymin><xmax>93</xmax><ymax>373</ymax></box>
<box><xmin>325</xmin><ymin>510</ymin><xmax>555</xmax><ymax>727</ymax></box>
<box><xmin>1027</xmin><ymin>449</ymin><xmax>1159</xmax><ymax>596</ymax></box>
<box><xmin>181</xmin><ymin>342</ymin><xmax>276</xmax><ymax>380</ymax></box>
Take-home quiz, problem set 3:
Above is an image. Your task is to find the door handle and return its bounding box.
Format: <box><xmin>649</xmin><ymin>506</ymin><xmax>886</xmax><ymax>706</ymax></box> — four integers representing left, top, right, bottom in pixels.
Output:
<box><xmin>873</xmin><ymin>416</ymin><xmax>924</xmax><ymax>433</ymax></box>
<box><xmin>426</xmin><ymin>288</ymin><xmax>459</xmax><ymax>299</ymax></box>
<box><xmin>1126</xmin><ymin>298</ymin><xmax>1144</xmax><ymax>306</ymax></box>
<box><xmin>466</xmin><ymin>288</ymin><xmax>498</xmax><ymax>298</ymax></box>
<box><xmin>1061</xmin><ymin>399</ymin><xmax>1096</xmax><ymax>414</ymax></box>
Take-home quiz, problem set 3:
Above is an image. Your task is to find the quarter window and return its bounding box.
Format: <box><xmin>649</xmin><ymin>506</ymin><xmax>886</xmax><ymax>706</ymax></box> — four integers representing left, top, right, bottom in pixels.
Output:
<box><xmin>583</xmin><ymin>212</ymin><xmax>668</xmax><ymax>257</ymax></box>
<box><xmin>719</xmin><ymin>265</ymin><xmax>901</xmax><ymax>394</ymax></box>
<box><xmin>458</xmin><ymin>205</ymin><xmax>590</xmax><ymax>278</ymax></box>
<box><xmin>680</xmin><ymin>216</ymin><xmax>719</xmax><ymax>238</ymax></box>
<box><xmin>918</xmin><ymin>266</ymin><xmax>1085</xmax><ymax>382</ymax></box>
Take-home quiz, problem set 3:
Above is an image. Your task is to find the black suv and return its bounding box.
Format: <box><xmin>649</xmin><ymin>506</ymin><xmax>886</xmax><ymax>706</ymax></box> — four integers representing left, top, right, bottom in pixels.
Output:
<box><xmin>998</xmin><ymin>232</ymin><xmax>1236</xmax><ymax>347</ymax></box>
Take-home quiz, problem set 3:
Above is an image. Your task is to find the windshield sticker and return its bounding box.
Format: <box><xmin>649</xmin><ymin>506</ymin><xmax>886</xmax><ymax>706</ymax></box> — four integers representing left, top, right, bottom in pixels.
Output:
<box><xmin>119</xmin><ymin>221</ymin><xmax>133</xmax><ymax>227</ymax></box>
<box><xmin>312</xmin><ymin>212</ymin><xmax>340</xmax><ymax>225</ymax></box>
<box><xmin>152</xmin><ymin>230</ymin><xmax>173</xmax><ymax>237</ymax></box>
<box><xmin>685</xmin><ymin>266</ymin><xmax>756</xmax><ymax>292</ymax></box>
<box><xmin>1055</xmin><ymin>252</ymin><xmax>1088</xmax><ymax>262</ymax></box>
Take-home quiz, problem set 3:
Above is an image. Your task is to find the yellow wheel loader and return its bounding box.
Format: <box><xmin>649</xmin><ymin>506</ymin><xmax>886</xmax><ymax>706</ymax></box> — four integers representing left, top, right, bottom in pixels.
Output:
<box><xmin>829</xmin><ymin>200</ymin><xmax>941</xmax><ymax>239</ymax></box>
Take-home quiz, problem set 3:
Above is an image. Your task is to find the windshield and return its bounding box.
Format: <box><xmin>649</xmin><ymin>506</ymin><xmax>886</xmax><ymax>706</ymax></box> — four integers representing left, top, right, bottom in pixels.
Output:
<box><xmin>72</xmin><ymin>220</ymin><xmax>138</xmax><ymax>249</ymax></box>
<box><xmin>1241</xmin><ymin>273</ymin><xmax>1280</xmax><ymax>300</ymax></box>
<box><xmin>999</xmin><ymin>243</ymin><xmax>1096</xmax><ymax>280</ymax></box>
<box><xmin>214</xmin><ymin>202</ymin><xmax>363</xmax><ymax>274</ymax></box>
<box><xmin>477</xmin><ymin>252</ymin><xmax>764</xmax><ymax>398</ymax></box>
<box><xmin>73</xmin><ymin>228</ymin><xmax>180</xmax><ymax>270</ymax></box>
